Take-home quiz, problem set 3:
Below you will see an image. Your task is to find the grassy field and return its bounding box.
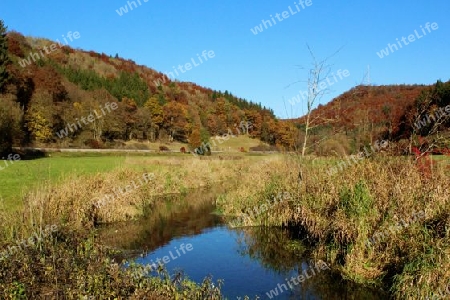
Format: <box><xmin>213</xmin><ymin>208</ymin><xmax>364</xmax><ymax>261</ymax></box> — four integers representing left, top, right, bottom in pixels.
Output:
<box><xmin>0</xmin><ymin>155</ymin><xmax>125</xmax><ymax>211</ymax></box>
<box><xmin>125</xmin><ymin>135</ymin><xmax>268</xmax><ymax>152</ymax></box>
<box><xmin>0</xmin><ymin>134</ymin><xmax>269</xmax><ymax>211</ymax></box>
<box><xmin>0</xmin><ymin>152</ymin><xmax>272</xmax><ymax>298</ymax></box>
<box><xmin>217</xmin><ymin>154</ymin><xmax>450</xmax><ymax>299</ymax></box>
<box><xmin>0</xmin><ymin>151</ymin><xmax>271</xmax><ymax>212</ymax></box>
<box><xmin>1</xmin><ymin>151</ymin><xmax>449</xmax><ymax>298</ymax></box>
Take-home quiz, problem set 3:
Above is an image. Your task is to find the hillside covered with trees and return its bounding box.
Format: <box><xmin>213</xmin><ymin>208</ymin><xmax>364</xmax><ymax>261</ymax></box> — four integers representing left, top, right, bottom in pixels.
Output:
<box><xmin>0</xmin><ymin>19</ymin><xmax>449</xmax><ymax>156</ymax></box>
<box><xmin>293</xmin><ymin>82</ymin><xmax>450</xmax><ymax>155</ymax></box>
<box><xmin>0</xmin><ymin>20</ymin><xmax>298</xmax><ymax>155</ymax></box>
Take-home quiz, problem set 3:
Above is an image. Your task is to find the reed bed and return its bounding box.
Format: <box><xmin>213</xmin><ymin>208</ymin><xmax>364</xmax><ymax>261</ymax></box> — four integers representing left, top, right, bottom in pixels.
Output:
<box><xmin>218</xmin><ymin>154</ymin><xmax>450</xmax><ymax>299</ymax></box>
<box><xmin>0</xmin><ymin>155</ymin><xmax>265</xmax><ymax>299</ymax></box>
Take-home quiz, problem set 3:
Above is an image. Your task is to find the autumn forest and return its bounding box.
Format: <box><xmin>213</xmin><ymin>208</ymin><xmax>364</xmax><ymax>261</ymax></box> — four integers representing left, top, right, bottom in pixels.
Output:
<box><xmin>1</xmin><ymin>22</ymin><xmax>449</xmax><ymax>156</ymax></box>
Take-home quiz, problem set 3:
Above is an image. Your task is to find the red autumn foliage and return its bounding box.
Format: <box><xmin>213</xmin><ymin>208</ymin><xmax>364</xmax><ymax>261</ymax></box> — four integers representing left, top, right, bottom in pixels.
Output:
<box><xmin>296</xmin><ymin>85</ymin><xmax>427</xmax><ymax>138</ymax></box>
<box><xmin>411</xmin><ymin>145</ymin><xmax>432</xmax><ymax>179</ymax></box>
<box><xmin>7</xmin><ymin>31</ymin><xmax>26</xmax><ymax>58</ymax></box>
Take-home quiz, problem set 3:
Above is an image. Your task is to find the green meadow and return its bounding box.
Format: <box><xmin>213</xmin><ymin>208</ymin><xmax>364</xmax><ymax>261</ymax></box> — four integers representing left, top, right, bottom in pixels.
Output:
<box><xmin>0</xmin><ymin>155</ymin><xmax>125</xmax><ymax>211</ymax></box>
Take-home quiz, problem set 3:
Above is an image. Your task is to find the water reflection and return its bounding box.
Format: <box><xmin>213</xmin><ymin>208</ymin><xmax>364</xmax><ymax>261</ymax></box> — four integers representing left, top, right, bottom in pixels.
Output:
<box><xmin>235</xmin><ymin>226</ymin><xmax>308</xmax><ymax>273</ymax></box>
<box><xmin>96</xmin><ymin>186</ymin><xmax>225</xmax><ymax>259</ymax></box>
<box><xmin>97</xmin><ymin>187</ymin><xmax>388</xmax><ymax>299</ymax></box>
<box><xmin>235</xmin><ymin>227</ymin><xmax>387</xmax><ymax>299</ymax></box>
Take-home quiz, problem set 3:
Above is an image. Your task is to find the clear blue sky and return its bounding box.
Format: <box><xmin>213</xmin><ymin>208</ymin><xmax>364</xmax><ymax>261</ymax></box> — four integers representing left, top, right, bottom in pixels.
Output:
<box><xmin>2</xmin><ymin>0</ymin><xmax>449</xmax><ymax>118</ymax></box>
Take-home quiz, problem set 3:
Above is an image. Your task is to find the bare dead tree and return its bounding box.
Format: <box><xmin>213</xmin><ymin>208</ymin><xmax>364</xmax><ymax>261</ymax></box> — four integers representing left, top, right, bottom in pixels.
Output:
<box><xmin>286</xmin><ymin>45</ymin><xmax>342</xmax><ymax>157</ymax></box>
<box><xmin>409</xmin><ymin>93</ymin><xmax>450</xmax><ymax>160</ymax></box>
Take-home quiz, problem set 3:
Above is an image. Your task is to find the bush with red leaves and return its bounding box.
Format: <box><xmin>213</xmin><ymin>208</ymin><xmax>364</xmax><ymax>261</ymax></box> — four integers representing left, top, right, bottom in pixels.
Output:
<box><xmin>412</xmin><ymin>146</ymin><xmax>432</xmax><ymax>179</ymax></box>
<box><xmin>84</xmin><ymin>139</ymin><xmax>105</xmax><ymax>149</ymax></box>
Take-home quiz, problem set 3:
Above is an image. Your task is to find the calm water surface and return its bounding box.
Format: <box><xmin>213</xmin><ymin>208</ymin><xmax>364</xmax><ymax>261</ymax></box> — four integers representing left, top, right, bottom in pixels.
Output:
<box><xmin>98</xmin><ymin>187</ymin><xmax>387</xmax><ymax>299</ymax></box>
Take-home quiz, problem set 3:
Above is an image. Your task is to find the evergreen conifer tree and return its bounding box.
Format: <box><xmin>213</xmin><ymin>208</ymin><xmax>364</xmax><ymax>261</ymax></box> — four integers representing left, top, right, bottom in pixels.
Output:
<box><xmin>0</xmin><ymin>19</ymin><xmax>10</xmax><ymax>92</ymax></box>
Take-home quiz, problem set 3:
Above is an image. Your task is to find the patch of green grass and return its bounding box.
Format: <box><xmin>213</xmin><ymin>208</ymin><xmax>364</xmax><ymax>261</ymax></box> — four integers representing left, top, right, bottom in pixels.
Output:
<box><xmin>0</xmin><ymin>152</ymin><xmax>274</xmax><ymax>212</ymax></box>
<box><xmin>210</xmin><ymin>135</ymin><xmax>267</xmax><ymax>151</ymax></box>
<box><xmin>339</xmin><ymin>180</ymin><xmax>373</xmax><ymax>219</ymax></box>
<box><xmin>125</xmin><ymin>135</ymin><xmax>267</xmax><ymax>152</ymax></box>
<box><xmin>430</xmin><ymin>154</ymin><xmax>450</xmax><ymax>161</ymax></box>
<box><xmin>0</xmin><ymin>156</ymin><xmax>125</xmax><ymax>211</ymax></box>
<box><xmin>48</xmin><ymin>151</ymin><xmax>184</xmax><ymax>158</ymax></box>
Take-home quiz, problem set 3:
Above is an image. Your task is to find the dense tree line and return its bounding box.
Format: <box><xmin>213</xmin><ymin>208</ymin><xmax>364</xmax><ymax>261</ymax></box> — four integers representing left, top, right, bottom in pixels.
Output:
<box><xmin>1</xmin><ymin>19</ymin><xmax>448</xmax><ymax>155</ymax></box>
<box><xmin>0</xmin><ymin>20</ymin><xmax>15</xmax><ymax>156</ymax></box>
<box><xmin>295</xmin><ymin>82</ymin><xmax>450</xmax><ymax>155</ymax></box>
<box><xmin>0</xmin><ymin>22</ymin><xmax>297</xmax><ymax>151</ymax></box>
<box><xmin>53</xmin><ymin>64</ymin><xmax>150</xmax><ymax>106</ymax></box>
<box><xmin>0</xmin><ymin>20</ymin><xmax>10</xmax><ymax>93</ymax></box>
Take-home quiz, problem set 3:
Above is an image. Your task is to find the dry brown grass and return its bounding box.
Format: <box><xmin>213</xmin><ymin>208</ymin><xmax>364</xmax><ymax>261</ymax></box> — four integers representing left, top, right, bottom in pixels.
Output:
<box><xmin>11</xmin><ymin>156</ymin><xmax>263</xmax><ymax>231</ymax></box>
<box><xmin>2</xmin><ymin>152</ymin><xmax>448</xmax><ymax>298</ymax></box>
<box><xmin>218</xmin><ymin>154</ymin><xmax>450</xmax><ymax>299</ymax></box>
<box><xmin>0</xmin><ymin>155</ymin><xmax>269</xmax><ymax>298</ymax></box>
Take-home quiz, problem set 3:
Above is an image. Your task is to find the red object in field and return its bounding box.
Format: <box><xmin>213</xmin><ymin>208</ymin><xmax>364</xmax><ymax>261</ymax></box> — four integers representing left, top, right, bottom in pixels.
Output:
<box><xmin>412</xmin><ymin>146</ymin><xmax>432</xmax><ymax>178</ymax></box>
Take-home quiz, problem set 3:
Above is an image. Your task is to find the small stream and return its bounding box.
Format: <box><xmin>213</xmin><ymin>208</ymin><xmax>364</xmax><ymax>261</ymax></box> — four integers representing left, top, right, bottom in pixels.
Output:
<box><xmin>97</xmin><ymin>186</ymin><xmax>387</xmax><ymax>299</ymax></box>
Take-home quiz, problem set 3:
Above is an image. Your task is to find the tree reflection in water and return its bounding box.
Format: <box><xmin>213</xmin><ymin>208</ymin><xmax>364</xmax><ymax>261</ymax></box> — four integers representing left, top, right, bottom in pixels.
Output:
<box><xmin>233</xmin><ymin>226</ymin><xmax>388</xmax><ymax>299</ymax></box>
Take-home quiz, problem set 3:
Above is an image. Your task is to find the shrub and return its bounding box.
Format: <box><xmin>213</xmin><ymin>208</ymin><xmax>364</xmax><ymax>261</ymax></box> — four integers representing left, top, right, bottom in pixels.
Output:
<box><xmin>249</xmin><ymin>145</ymin><xmax>278</xmax><ymax>152</ymax></box>
<box><xmin>194</xmin><ymin>144</ymin><xmax>211</xmax><ymax>156</ymax></box>
<box><xmin>84</xmin><ymin>139</ymin><xmax>104</xmax><ymax>149</ymax></box>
